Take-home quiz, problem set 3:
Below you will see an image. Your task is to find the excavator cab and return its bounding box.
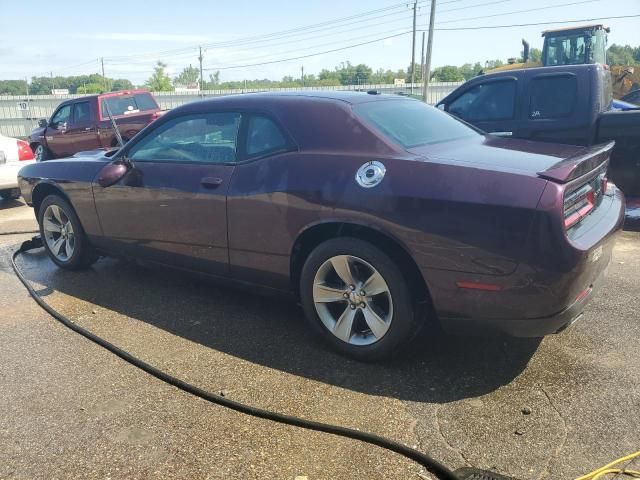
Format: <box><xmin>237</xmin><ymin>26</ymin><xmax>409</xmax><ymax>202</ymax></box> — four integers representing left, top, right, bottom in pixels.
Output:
<box><xmin>541</xmin><ymin>24</ymin><xmax>609</xmax><ymax>66</ymax></box>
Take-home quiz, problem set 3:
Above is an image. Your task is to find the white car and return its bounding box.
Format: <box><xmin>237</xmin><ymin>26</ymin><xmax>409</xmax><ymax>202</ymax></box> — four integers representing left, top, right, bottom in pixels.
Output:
<box><xmin>0</xmin><ymin>133</ymin><xmax>35</xmax><ymax>200</ymax></box>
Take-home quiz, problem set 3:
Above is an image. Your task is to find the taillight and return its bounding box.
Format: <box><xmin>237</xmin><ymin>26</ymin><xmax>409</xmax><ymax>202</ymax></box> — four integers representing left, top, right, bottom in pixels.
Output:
<box><xmin>564</xmin><ymin>183</ymin><xmax>596</xmax><ymax>229</ymax></box>
<box><xmin>17</xmin><ymin>140</ymin><xmax>34</xmax><ymax>161</ymax></box>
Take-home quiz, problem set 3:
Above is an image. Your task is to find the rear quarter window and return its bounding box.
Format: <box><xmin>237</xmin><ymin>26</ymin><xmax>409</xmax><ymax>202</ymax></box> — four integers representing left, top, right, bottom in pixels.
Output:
<box><xmin>101</xmin><ymin>93</ymin><xmax>158</xmax><ymax>117</ymax></box>
<box><xmin>353</xmin><ymin>99</ymin><xmax>479</xmax><ymax>148</ymax></box>
<box><xmin>529</xmin><ymin>75</ymin><xmax>577</xmax><ymax>119</ymax></box>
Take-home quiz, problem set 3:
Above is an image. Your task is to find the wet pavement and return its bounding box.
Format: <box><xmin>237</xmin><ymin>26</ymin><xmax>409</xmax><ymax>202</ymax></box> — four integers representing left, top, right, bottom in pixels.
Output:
<box><xmin>1</xmin><ymin>199</ymin><xmax>639</xmax><ymax>480</ymax></box>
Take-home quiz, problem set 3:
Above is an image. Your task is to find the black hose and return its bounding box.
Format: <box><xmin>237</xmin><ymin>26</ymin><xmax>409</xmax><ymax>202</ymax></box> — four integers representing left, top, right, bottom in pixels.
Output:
<box><xmin>10</xmin><ymin>237</ymin><xmax>460</xmax><ymax>480</ymax></box>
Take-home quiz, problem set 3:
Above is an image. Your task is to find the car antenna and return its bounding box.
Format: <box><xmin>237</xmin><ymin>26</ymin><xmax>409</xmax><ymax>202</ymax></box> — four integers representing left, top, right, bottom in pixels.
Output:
<box><xmin>103</xmin><ymin>100</ymin><xmax>125</xmax><ymax>149</ymax></box>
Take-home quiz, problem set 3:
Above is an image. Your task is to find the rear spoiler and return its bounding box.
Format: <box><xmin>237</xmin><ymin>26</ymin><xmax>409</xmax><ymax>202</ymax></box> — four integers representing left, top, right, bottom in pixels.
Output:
<box><xmin>537</xmin><ymin>141</ymin><xmax>614</xmax><ymax>183</ymax></box>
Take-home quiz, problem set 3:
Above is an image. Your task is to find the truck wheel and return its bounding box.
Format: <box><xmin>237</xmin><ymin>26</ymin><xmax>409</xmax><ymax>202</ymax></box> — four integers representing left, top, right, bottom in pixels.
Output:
<box><xmin>300</xmin><ymin>237</ymin><xmax>418</xmax><ymax>361</ymax></box>
<box><xmin>37</xmin><ymin>194</ymin><xmax>98</xmax><ymax>270</ymax></box>
<box><xmin>33</xmin><ymin>144</ymin><xmax>49</xmax><ymax>162</ymax></box>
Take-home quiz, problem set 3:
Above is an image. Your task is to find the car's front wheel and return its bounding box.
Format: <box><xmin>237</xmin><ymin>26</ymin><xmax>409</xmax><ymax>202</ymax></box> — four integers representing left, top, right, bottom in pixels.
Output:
<box><xmin>300</xmin><ymin>237</ymin><xmax>418</xmax><ymax>361</ymax></box>
<box><xmin>37</xmin><ymin>194</ymin><xmax>98</xmax><ymax>270</ymax></box>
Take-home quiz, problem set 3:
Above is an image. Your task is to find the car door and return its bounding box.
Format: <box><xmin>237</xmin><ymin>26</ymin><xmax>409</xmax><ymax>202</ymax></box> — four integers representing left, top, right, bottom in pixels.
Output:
<box><xmin>92</xmin><ymin>111</ymin><xmax>241</xmax><ymax>276</ymax></box>
<box><xmin>46</xmin><ymin>104</ymin><xmax>73</xmax><ymax>157</ymax></box>
<box><xmin>444</xmin><ymin>77</ymin><xmax>518</xmax><ymax>136</ymax></box>
<box><xmin>67</xmin><ymin>100</ymin><xmax>100</xmax><ymax>152</ymax></box>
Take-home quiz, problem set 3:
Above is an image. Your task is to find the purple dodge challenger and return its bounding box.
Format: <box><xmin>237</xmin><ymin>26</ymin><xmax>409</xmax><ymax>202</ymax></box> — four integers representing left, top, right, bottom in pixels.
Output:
<box><xmin>18</xmin><ymin>91</ymin><xmax>624</xmax><ymax>360</ymax></box>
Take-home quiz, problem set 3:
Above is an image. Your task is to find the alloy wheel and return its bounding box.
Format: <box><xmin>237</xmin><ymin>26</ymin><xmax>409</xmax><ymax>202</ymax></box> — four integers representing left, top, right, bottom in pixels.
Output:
<box><xmin>312</xmin><ymin>255</ymin><xmax>393</xmax><ymax>346</ymax></box>
<box><xmin>42</xmin><ymin>204</ymin><xmax>75</xmax><ymax>262</ymax></box>
<box><xmin>35</xmin><ymin>145</ymin><xmax>44</xmax><ymax>162</ymax></box>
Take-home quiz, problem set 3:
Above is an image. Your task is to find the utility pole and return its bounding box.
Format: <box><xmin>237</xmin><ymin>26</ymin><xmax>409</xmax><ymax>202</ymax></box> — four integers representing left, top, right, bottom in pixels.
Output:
<box><xmin>420</xmin><ymin>32</ymin><xmax>426</xmax><ymax>91</ymax></box>
<box><xmin>410</xmin><ymin>0</ymin><xmax>418</xmax><ymax>94</ymax></box>
<box><xmin>50</xmin><ymin>71</ymin><xmax>54</xmax><ymax>91</ymax></box>
<box><xmin>301</xmin><ymin>65</ymin><xmax>304</xmax><ymax>88</ymax></box>
<box><xmin>101</xmin><ymin>57</ymin><xmax>106</xmax><ymax>92</ymax></box>
<box><xmin>422</xmin><ymin>0</ymin><xmax>437</xmax><ymax>103</ymax></box>
<box><xmin>198</xmin><ymin>46</ymin><xmax>204</xmax><ymax>94</ymax></box>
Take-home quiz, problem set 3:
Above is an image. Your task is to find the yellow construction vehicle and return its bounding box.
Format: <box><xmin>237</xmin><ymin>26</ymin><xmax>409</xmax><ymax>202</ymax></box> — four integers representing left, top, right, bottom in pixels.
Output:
<box><xmin>488</xmin><ymin>24</ymin><xmax>638</xmax><ymax>99</ymax></box>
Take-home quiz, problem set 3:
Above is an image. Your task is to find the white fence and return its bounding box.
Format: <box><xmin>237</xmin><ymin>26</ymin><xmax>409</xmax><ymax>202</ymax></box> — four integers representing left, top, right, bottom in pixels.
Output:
<box><xmin>0</xmin><ymin>82</ymin><xmax>463</xmax><ymax>139</ymax></box>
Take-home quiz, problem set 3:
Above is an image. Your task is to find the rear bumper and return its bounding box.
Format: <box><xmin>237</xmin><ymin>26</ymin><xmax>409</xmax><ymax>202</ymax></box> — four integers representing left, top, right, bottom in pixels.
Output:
<box><xmin>440</xmin><ymin>265</ymin><xmax>606</xmax><ymax>337</ymax></box>
<box><xmin>0</xmin><ymin>162</ymin><xmax>33</xmax><ymax>189</ymax></box>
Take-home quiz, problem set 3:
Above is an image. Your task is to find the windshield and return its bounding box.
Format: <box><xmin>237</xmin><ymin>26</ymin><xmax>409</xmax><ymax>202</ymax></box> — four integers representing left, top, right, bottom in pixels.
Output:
<box><xmin>353</xmin><ymin>99</ymin><xmax>479</xmax><ymax>149</ymax></box>
<box><xmin>101</xmin><ymin>92</ymin><xmax>159</xmax><ymax>117</ymax></box>
<box><xmin>543</xmin><ymin>29</ymin><xmax>607</xmax><ymax>66</ymax></box>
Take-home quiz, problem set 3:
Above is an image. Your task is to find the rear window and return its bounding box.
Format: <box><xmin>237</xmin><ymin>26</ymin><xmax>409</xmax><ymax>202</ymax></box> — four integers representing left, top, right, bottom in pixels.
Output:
<box><xmin>101</xmin><ymin>93</ymin><xmax>158</xmax><ymax>117</ymax></box>
<box><xmin>353</xmin><ymin>99</ymin><xmax>479</xmax><ymax>148</ymax></box>
<box><xmin>529</xmin><ymin>75</ymin><xmax>577</xmax><ymax>119</ymax></box>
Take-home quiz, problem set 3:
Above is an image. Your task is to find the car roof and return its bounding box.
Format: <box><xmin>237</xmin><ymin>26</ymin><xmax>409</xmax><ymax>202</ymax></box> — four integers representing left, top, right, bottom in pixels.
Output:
<box><xmin>173</xmin><ymin>90</ymin><xmax>410</xmax><ymax>112</ymax></box>
<box><xmin>59</xmin><ymin>89</ymin><xmax>152</xmax><ymax>105</ymax></box>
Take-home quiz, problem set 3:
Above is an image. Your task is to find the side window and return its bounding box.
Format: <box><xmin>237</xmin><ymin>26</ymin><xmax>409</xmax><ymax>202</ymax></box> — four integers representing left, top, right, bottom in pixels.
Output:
<box><xmin>128</xmin><ymin>112</ymin><xmax>241</xmax><ymax>164</ymax></box>
<box><xmin>72</xmin><ymin>102</ymin><xmax>91</xmax><ymax>124</ymax></box>
<box><xmin>246</xmin><ymin>115</ymin><xmax>288</xmax><ymax>157</ymax></box>
<box><xmin>529</xmin><ymin>75</ymin><xmax>577</xmax><ymax>119</ymax></box>
<box><xmin>50</xmin><ymin>105</ymin><xmax>72</xmax><ymax>128</ymax></box>
<box><xmin>448</xmin><ymin>80</ymin><xmax>516</xmax><ymax>122</ymax></box>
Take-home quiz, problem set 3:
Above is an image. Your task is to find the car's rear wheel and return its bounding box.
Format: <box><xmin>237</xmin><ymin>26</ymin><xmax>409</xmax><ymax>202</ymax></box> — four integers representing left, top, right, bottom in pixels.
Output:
<box><xmin>300</xmin><ymin>237</ymin><xmax>418</xmax><ymax>361</ymax></box>
<box><xmin>33</xmin><ymin>144</ymin><xmax>49</xmax><ymax>162</ymax></box>
<box><xmin>37</xmin><ymin>194</ymin><xmax>98</xmax><ymax>270</ymax></box>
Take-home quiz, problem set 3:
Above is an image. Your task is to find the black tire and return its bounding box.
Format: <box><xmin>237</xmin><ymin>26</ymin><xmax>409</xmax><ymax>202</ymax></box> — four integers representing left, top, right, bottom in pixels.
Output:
<box><xmin>0</xmin><ymin>188</ymin><xmax>20</xmax><ymax>200</ymax></box>
<box><xmin>33</xmin><ymin>143</ymin><xmax>50</xmax><ymax>162</ymax></box>
<box><xmin>37</xmin><ymin>194</ymin><xmax>98</xmax><ymax>270</ymax></box>
<box><xmin>300</xmin><ymin>237</ymin><xmax>419</xmax><ymax>361</ymax></box>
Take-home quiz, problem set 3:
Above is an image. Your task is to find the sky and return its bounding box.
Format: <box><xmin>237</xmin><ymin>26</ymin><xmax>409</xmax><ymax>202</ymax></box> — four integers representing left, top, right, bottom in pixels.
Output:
<box><xmin>0</xmin><ymin>0</ymin><xmax>638</xmax><ymax>84</ymax></box>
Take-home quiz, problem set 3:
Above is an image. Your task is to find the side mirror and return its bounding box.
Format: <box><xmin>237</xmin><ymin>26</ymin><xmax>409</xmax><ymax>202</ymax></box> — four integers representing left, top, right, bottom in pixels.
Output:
<box><xmin>97</xmin><ymin>162</ymin><xmax>128</xmax><ymax>188</ymax></box>
<box><xmin>38</xmin><ymin>119</ymin><xmax>47</xmax><ymax>128</ymax></box>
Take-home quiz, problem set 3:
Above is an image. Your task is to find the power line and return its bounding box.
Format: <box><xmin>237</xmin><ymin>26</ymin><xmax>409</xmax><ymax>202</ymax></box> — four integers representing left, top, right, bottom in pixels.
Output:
<box><xmin>437</xmin><ymin>0</ymin><xmax>600</xmax><ymax>25</ymax></box>
<box><xmin>426</xmin><ymin>13</ymin><xmax>640</xmax><ymax>30</ymax></box>
<box><xmin>105</xmin><ymin>0</ymin><xmax>520</xmax><ymax>69</ymax></box>
<box><xmin>203</xmin><ymin>30</ymin><xmax>413</xmax><ymax>71</ymax></box>
<box><xmin>203</xmin><ymin>13</ymin><xmax>640</xmax><ymax>72</ymax></box>
<box><xmin>105</xmin><ymin>2</ymin><xmax>428</xmax><ymax>62</ymax></box>
<box><xmin>105</xmin><ymin>10</ymin><xmax>421</xmax><ymax>66</ymax></box>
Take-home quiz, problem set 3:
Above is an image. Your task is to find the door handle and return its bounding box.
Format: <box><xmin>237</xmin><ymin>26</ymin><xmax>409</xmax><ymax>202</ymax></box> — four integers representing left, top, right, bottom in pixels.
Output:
<box><xmin>201</xmin><ymin>177</ymin><xmax>224</xmax><ymax>188</ymax></box>
<box><xmin>84</xmin><ymin>127</ymin><xmax>92</xmax><ymax>131</ymax></box>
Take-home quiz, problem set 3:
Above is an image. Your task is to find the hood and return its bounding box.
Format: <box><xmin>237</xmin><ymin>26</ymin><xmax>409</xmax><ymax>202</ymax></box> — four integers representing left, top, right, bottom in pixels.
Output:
<box><xmin>29</xmin><ymin>126</ymin><xmax>46</xmax><ymax>140</ymax></box>
<box><xmin>408</xmin><ymin>135</ymin><xmax>606</xmax><ymax>182</ymax></box>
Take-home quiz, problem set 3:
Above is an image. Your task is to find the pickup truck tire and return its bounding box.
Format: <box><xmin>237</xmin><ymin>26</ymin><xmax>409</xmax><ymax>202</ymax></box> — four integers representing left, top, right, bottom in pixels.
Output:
<box><xmin>32</xmin><ymin>143</ymin><xmax>50</xmax><ymax>162</ymax></box>
<box><xmin>37</xmin><ymin>194</ymin><xmax>99</xmax><ymax>270</ymax></box>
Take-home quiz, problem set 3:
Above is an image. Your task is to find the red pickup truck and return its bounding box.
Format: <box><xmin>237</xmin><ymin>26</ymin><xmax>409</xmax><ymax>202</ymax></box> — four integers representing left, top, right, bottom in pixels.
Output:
<box><xmin>29</xmin><ymin>90</ymin><xmax>162</xmax><ymax>161</ymax></box>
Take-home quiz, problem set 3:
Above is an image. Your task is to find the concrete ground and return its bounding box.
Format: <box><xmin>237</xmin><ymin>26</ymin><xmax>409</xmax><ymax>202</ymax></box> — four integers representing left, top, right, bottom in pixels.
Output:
<box><xmin>1</xmin><ymin>198</ymin><xmax>638</xmax><ymax>480</ymax></box>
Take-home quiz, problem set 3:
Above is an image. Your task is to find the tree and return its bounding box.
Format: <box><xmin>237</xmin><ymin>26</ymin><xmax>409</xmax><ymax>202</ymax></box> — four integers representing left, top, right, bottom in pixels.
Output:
<box><xmin>353</xmin><ymin>63</ymin><xmax>372</xmax><ymax>84</ymax></box>
<box><xmin>607</xmin><ymin>44</ymin><xmax>636</xmax><ymax>66</ymax></box>
<box><xmin>529</xmin><ymin>48</ymin><xmax>542</xmax><ymax>63</ymax></box>
<box><xmin>174</xmin><ymin>65</ymin><xmax>200</xmax><ymax>88</ymax></box>
<box><xmin>77</xmin><ymin>83</ymin><xmax>104</xmax><ymax>94</ymax></box>
<box><xmin>484</xmin><ymin>59</ymin><xmax>505</xmax><ymax>70</ymax></box>
<box><xmin>0</xmin><ymin>80</ymin><xmax>28</xmax><ymax>95</ymax></box>
<box><xmin>432</xmin><ymin>65</ymin><xmax>465</xmax><ymax>82</ymax></box>
<box><xmin>111</xmin><ymin>78</ymin><xmax>134</xmax><ymax>91</ymax></box>
<box><xmin>459</xmin><ymin>62</ymin><xmax>483</xmax><ymax>80</ymax></box>
<box><xmin>145</xmin><ymin>61</ymin><xmax>173</xmax><ymax>91</ymax></box>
